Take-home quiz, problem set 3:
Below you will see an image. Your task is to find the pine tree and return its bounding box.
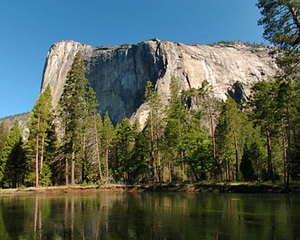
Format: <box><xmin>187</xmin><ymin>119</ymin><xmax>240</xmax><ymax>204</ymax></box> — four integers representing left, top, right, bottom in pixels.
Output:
<box><xmin>165</xmin><ymin>76</ymin><xmax>188</xmax><ymax>182</ymax></box>
<box><xmin>183</xmin><ymin>115</ymin><xmax>213</xmax><ymax>181</ymax></box>
<box><xmin>58</xmin><ymin>51</ymin><xmax>90</xmax><ymax>185</ymax></box>
<box><xmin>249</xmin><ymin>81</ymin><xmax>279</xmax><ymax>181</ymax></box>
<box><xmin>144</xmin><ymin>81</ymin><xmax>164</xmax><ymax>182</ymax></box>
<box><xmin>257</xmin><ymin>0</ymin><xmax>300</xmax><ymax>79</ymax></box>
<box><xmin>215</xmin><ymin>96</ymin><xmax>242</xmax><ymax>181</ymax></box>
<box><xmin>276</xmin><ymin>80</ymin><xmax>298</xmax><ymax>185</ymax></box>
<box><xmin>128</xmin><ymin>119</ymin><xmax>149</xmax><ymax>183</ymax></box>
<box><xmin>241</xmin><ymin>118</ymin><xmax>266</xmax><ymax>181</ymax></box>
<box><xmin>80</xmin><ymin>87</ymin><xmax>100</xmax><ymax>183</ymax></box>
<box><xmin>101</xmin><ymin>112</ymin><xmax>114</xmax><ymax>179</ymax></box>
<box><xmin>110</xmin><ymin>118</ymin><xmax>134</xmax><ymax>183</ymax></box>
<box><xmin>182</xmin><ymin>80</ymin><xmax>221</xmax><ymax>178</ymax></box>
<box><xmin>40</xmin><ymin>85</ymin><xmax>56</xmax><ymax>186</ymax></box>
<box><xmin>240</xmin><ymin>144</ymin><xmax>256</xmax><ymax>181</ymax></box>
<box><xmin>25</xmin><ymin>84</ymin><xmax>55</xmax><ymax>187</ymax></box>
<box><xmin>0</xmin><ymin>120</ymin><xmax>25</xmax><ymax>187</ymax></box>
<box><xmin>257</xmin><ymin>0</ymin><xmax>300</xmax><ymax>184</ymax></box>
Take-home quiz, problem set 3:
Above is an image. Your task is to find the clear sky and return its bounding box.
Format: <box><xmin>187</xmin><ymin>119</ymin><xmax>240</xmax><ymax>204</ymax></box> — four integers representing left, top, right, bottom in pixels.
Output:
<box><xmin>0</xmin><ymin>0</ymin><xmax>265</xmax><ymax>118</ymax></box>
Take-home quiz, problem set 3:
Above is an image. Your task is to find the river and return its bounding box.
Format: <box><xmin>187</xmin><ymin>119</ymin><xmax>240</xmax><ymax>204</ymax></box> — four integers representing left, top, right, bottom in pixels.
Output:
<box><xmin>0</xmin><ymin>192</ymin><xmax>299</xmax><ymax>239</ymax></box>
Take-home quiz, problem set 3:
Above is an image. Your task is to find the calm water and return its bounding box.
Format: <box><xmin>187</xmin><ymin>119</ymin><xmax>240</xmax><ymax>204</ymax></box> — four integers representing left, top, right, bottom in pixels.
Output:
<box><xmin>0</xmin><ymin>192</ymin><xmax>299</xmax><ymax>240</ymax></box>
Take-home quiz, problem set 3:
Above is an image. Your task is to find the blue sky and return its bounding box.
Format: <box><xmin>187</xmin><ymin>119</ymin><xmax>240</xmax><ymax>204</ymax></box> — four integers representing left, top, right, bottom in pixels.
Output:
<box><xmin>0</xmin><ymin>0</ymin><xmax>265</xmax><ymax>118</ymax></box>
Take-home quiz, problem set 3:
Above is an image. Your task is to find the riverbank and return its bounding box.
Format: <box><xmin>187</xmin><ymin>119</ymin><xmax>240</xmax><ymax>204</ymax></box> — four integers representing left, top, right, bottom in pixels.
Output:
<box><xmin>101</xmin><ymin>182</ymin><xmax>300</xmax><ymax>193</ymax></box>
<box><xmin>0</xmin><ymin>182</ymin><xmax>299</xmax><ymax>194</ymax></box>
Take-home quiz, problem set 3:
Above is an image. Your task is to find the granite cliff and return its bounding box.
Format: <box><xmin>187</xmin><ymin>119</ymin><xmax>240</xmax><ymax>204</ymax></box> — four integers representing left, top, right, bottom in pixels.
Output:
<box><xmin>41</xmin><ymin>39</ymin><xmax>277</xmax><ymax>125</ymax></box>
<box><xmin>0</xmin><ymin>112</ymin><xmax>30</xmax><ymax>136</ymax></box>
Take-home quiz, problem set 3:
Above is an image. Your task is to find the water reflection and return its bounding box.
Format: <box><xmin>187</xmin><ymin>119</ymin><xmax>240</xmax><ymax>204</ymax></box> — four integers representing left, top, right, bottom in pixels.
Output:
<box><xmin>0</xmin><ymin>192</ymin><xmax>299</xmax><ymax>240</ymax></box>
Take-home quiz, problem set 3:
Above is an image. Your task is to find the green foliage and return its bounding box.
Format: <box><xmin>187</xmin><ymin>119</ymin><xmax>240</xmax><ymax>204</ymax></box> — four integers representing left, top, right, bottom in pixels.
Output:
<box><xmin>250</xmin><ymin>81</ymin><xmax>279</xmax><ymax>132</ymax></box>
<box><xmin>58</xmin><ymin>51</ymin><xmax>98</xmax><ymax>185</ymax></box>
<box><xmin>1</xmin><ymin>79</ymin><xmax>299</xmax><ymax>186</ymax></box>
<box><xmin>128</xmin><ymin>120</ymin><xmax>149</xmax><ymax>183</ymax></box>
<box><xmin>144</xmin><ymin>81</ymin><xmax>164</xmax><ymax>182</ymax></box>
<box><xmin>183</xmin><ymin>116</ymin><xmax>213</xmax><ymax>181</ymax></box>
<box><xmin>40</xmin><ymin>163</ymin><xmax>52</xmax><ymax>186</ymax></box>
<box><xmin>215</xmin><ymin>96</ymin><xmax>243</xmax><ymax>181</ymax></box>
<box><xmin>0</xmin><ymin>120</ymin><xmax>25</xmax><ymax>187</ymax></box>
<box><xmin>165</xmin><ymin>77</ymin><xmax>187</xmax><ymax>164</ymax></box>
<box><xmin>25</xmin><ymin>84</ymin><xmax>56</xmax><ymax>187</ymax></box>
<box><xmin>164</xmin><ymin>77</ymin><xmax>189</xmax><ymax>181</ymax></box>
<box><xmin>257</xmin><ymin>0</ymin><xmax>300</xmax><ymax>80</ymax></box>
<box><xmin>240</xmin><ymin>144</ymin><xmax>256</xmax><ymax>181</ymax></box>
<box><xmin>256</xmin><ymin>2</ymin><xmax>299</xmax><ymax>183</ymax></box>
<box><xmin>249</xmin><ymin>79</ymin><xmax>300</xmax><ymax>183</ymax></box>
<box><xmin>58</xmin><ymin>51</ymin><xmax>89</xmax><ymax>146</ymax></box>
<box><xmin>102</xmin><ymin>112</ymin><xmax>114</xmax><ymax>148</ymax></box>
<box><xmin>79</xmin><ymin>87</ymin><xmax>101</xmax><ymax>183</ymax></box>
<box><xmin>249</xmin><ymin>80</ymin><xmax>279</xmax><ymax>180</ymax></box>
<box><xmin>111</xmin><ymin>118</ymin><xmax>134</xmax><ymax>183</ymax></box>
<box><xmin>257</xmin><ymin>0</ymin><xmax>300</xmax><ymax>49</ymax></box>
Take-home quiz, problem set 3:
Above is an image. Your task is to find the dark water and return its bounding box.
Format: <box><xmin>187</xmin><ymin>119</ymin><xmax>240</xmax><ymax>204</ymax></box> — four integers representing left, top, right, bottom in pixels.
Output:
<box><xmin>0</xmin><ymin>192</ymin><xmax>299</xmax><ymax>240</ymax></box>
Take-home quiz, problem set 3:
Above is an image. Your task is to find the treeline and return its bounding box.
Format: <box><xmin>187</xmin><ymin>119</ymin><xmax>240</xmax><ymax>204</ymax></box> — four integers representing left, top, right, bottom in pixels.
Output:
<box><xmin>0</xmin><ymin>51</ymin><xmax>299</xmax><ymax>187</ymax></box>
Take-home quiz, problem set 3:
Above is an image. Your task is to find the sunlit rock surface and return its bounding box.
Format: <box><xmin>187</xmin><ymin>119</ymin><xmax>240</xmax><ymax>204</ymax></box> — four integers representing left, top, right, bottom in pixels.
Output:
<box><xmin>41</xmin><ymin>39</ymin><xmax>276</xmax><ymax>125</ymax></box>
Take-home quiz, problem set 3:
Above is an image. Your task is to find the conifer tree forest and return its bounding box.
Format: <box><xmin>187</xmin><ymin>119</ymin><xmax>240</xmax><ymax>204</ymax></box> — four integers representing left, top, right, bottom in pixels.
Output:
<box><xmin>0</xmin><ymin>0</ymin><xmax>299</xmax><ymax>188</ymax></box>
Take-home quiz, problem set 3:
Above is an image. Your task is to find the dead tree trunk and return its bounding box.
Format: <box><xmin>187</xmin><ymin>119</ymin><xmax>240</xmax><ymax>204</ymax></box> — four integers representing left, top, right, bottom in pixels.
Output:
<box><xmin>94</xmin><ymin>115</ymin><xmax>103</xmax><ymax>182</ymax></box>
<box><xmin>71</xmin><ymin>142</ymin><xmax>75</xmax><ymax>185</ymax></box>
<box><xmin>35</xmin><ymin>115</ymin><xmax>40</xmax><ymax>188</ymax></box>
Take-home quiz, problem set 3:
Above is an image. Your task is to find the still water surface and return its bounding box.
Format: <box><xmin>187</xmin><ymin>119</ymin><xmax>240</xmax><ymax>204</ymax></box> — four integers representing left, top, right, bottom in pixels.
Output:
<box><xmin>0</xmin><ymin>192</ymin><xmax>299</xmax><ymax>240</ymax></box>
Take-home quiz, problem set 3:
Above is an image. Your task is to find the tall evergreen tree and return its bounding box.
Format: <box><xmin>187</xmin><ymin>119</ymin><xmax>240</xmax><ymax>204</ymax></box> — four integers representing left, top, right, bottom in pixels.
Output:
<box><xmin>128</xmin><ymin>120</ymin><xmax>149</xmax><ymax>183</ymax></box>
<box><xmin>257</xmin><ymin>0</ymin><xmax>300</xmax><ymax>79</ymax></box>
<box><xmin>276</xmin><ymin>80</ymin><xmax>298</xmax><ymax>185</ymax></box>
<box><xmin>58</xmin><ymin>51</ymin><xmax>90</xmax><ymax>185</ymax></box>
<box><xmin>144</xmin><ymin>81</ymin><xmax>164</xmax><ymax>182</ymax></box>
<box><xmin>197</xmin><ymin>80</ymin><xmax>220</xmax><ymax>162</ymax></box>
<box><xmin>242</xmin><ymin>118</ymin><xmax>266</xmax><ymax>181</ymax></box>
<box><xmin>101</xmin><ymin>112</ymin><xmax>114</xmax><ymax>179</ymax></box>
<box><xmin>183</xmin><ymin>115</ymin><xmax>213</xmax><ymax>181</ymax></box>
<box><xmin>165</xmin><ymin>76</ymin><xmax>188</xmax><ymax>181</ymax></box>
<box><xmin>0</xmin><ymin>120</ymin><xmax>25</xmax><ymax>187</ymax></box>
<box><xmin>240</xmin><ymin>144</ymin><xmax>256</xmax><ymax>181</ymax></box>
<box><xmin>40</xmin><ymin>85</ymin><xmax>56</xmax><ymax>186</ymax></box>
<box><xmin>110</xmin><ymin>118</ymin><xmax>134</xmax><ymax>183</ymax></box>
<box><xmin>25</xmin><ymin>84</ymin><xmax>55</xmax><ymax>187</ymax></box>
<box><xmin>249</xmin><ymin>81</ymin><xmax>279</xmax><ymax>181</ymax></box>
<box><xmin>183</xmin><ymin>80</ymin><xmax>221</xmax><ymax>175</ymax></box>
<box><xmin>80</xmin><ymin>86</ymin><xmax>100</xmax><ymax>183</ymax></box>
<box><xmin>215</xmin><ymin>96</ymin><xmax>242</xmax><ymax>181</ymax></box>
<box><xmin>257</xmin><ymin>0</ymin><xmax>300</xmax><ymax>183</ymax></box>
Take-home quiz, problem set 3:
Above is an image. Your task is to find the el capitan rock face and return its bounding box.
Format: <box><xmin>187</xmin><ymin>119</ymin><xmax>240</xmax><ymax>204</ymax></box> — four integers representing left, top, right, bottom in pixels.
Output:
<box><xmin>41</xmin><ymin>39</ymin><xmax>276</xmax><ymax>125</ymax></box>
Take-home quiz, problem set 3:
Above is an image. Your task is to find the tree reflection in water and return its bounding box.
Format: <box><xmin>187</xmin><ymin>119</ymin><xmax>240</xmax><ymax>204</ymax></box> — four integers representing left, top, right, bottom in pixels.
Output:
<box><xmin>0</xmin><ymin>192</ymin><xmax>299</xmax><ymax>240</ymax></box>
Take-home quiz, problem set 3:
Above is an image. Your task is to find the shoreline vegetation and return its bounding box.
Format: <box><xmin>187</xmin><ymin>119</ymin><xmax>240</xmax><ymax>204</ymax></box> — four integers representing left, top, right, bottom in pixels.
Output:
<box><xmin>1</xmin><ymin>182</ymin><xmax>299</xmax><ymax>195</ymax></box>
